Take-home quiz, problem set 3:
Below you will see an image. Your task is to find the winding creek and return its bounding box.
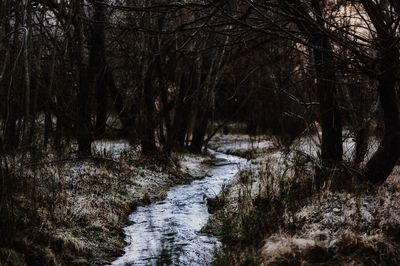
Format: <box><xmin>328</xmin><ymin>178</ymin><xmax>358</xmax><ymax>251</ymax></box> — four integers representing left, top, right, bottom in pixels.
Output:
<box><xmin>111</xmin><ymin>150</ymin><xmax>249</xmax><ymax>266</ymax></box>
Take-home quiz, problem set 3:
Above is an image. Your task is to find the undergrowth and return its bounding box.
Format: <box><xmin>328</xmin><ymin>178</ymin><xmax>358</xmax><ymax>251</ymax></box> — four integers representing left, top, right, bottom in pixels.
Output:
<box><xmin>207</xmin><ymin>149</ymin><xmax>315</xmax><ymax>265</ymax></box>
<box><xmin>0</xmin><ymin>141</ymin><xmax>199</xmax><ymax>266</ymax></box>
<box><xmin>208</xmin><ymin>143</ymin><xmax>400</xmax><ymax>266</ymax></box>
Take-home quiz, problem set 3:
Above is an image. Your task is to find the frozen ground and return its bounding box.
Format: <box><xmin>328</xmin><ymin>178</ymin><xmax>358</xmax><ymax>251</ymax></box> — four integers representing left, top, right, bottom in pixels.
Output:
<box><xmin>207</xmin><ymin>133</ymin><xmax>400</xmax><ymax>265</ymax></box>
<box><xmin>13</xmin><ymin>140</ymin><xmax>214</xmax><ymax>265</ymax></box>
<box><xmin>261</xmin><ymin>171</ymin><xmax>400</xmax><ymax>264</ymax></box>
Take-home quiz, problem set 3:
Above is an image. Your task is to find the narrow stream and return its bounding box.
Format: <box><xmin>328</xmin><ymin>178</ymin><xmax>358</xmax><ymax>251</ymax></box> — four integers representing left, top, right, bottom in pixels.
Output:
<box><xmin>111</xmin><ymin>150</ymin><xmax>249</xmax><ymax>266</ymax></box>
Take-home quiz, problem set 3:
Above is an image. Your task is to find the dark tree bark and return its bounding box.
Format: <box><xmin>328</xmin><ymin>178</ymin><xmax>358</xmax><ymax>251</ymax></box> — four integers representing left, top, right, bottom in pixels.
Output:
<box><xmin>53</xmin><ymin>114</ymin><xmax>62</xmax><ymax>150</ymax></box>
<box><xmin>3</xmin><ymin>16</ymin><xmax>20</xmax><ymax>151</ymax></box>
<box><xmin>75</xmin><ymin>0</ymin><xmax>92</xmax><ymax>155</ymax></box>
<box><xmin>29</xmin><ymin>46</ymin><xmax>41</xmax><ymax>144</ymax></box>
<box><xmin>141</xmin><ymin>63</ymin><xmax>158</xmax><ymax>155</ymax></box>
<box><xmin>156</xmin><ymin>55</ymin><xmax>172</xmax><ymax>155</ymax></box>
<box><xmin>312</xmin><ymin>36</ymin><xmax>343</xmax><ymax>168</ymax></box>
<box><xmin>95</xmin><ymin>70</ymin><xmax>108</xmax><ymax>137</ymax></box>
<box><xmin>190</xmin><ymin>108</ymin><xmax>210</xmax><ymax>153</ymax></box>
<box><xmin>280</xmin><ymin>0</ymin><xmax>343</xmax><ymax>170</ymax></box>
<box><xmin>311</xmin><ymin>0</ymin><xmax>343</xmax><ymax>169</ymax></box>
<box><xmin>77</xmin><ymin>70</ymin><xmax>91</xmax><ymax>154</ymax></box>
<box><xmin>354</xmin><ymin>127</ymin><xmax>369</xmax><ymax>166</ymax></box>
<box><xmin>162</xmin><ymin>59</ymin><xmax>195</xmax><ymax>151</ymax></box>
<box><xmin>173</xmin><ymin>73</ymin><xmax>193</xmax><ymax>147</ymax></box>
<box><xmin>361</xmin><ymin>0</ymin><xmax>400</xmax><ymax>184</ymax></box>
<box><xmin>190</xmin><ymin>60</ymin><xmax>210</xmax><ymax>154</ymax></box>
<box><xmin>190</xmin><ymin>44</ymin><xmax>225</xmax><ymax>153</ymax></box>
<box><xmin>107</xmin><ymin>70</ymin><xmax>136</xmax><ymax>136</ymax></box>
<box><xmin>364</xmin><ymin>36</ymin><xmax>400</xmax><ymax>183</ymax></box>
<box><xmin>91</xmin><ymin>0</ymin><xmax>108</xmax><ymax>138</ymax></box>
<box><xmin>22</xmin><ymin>0</ymin><xmax>32</xmax><ymax>147</ymax></box>
<box><xmin>190</xmin><ymin>67</ymin><xmax>212</xmax><ymax>153</ymax></box>
<box><xmin>44</xmin><ymin>112</ymin><xmax>52</xmax><ymax>147</ymax></box>
<box><xmin>43</xmin><ymin>51</ymin><xmax>56</xmax><ymax>147</ymax></box>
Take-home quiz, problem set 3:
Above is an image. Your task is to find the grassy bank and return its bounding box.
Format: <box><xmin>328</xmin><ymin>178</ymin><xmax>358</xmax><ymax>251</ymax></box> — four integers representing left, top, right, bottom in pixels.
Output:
<box><xmin>0</xmin><ymin>140</ymin><xmax>212</xmax><ymax>266</ymax></box>
<box><xmin>207</xmin><ymin>134</ymin><xmax>400</xmax><ymax>265</ymax></box>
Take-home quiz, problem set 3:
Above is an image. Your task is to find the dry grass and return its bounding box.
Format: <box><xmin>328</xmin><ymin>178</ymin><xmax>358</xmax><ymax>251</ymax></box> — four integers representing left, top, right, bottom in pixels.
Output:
<box><xmin>207</xmin><ymin>135</ymin><xmax>400</xmax><ymax>266</ymax></box>
<box><xmin>261</xmin><ymin>231</ymin><xmax>399</xmax><ymax>265</ymax></box>
<box><xmin>0</xmin><ymin>143</ymin><xmax>211</xmax><ymax>266</ymax></box>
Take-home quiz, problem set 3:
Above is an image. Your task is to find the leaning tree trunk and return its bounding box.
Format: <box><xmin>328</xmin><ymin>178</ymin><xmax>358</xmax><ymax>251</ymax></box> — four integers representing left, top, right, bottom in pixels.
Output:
<box><xmin>364</xmin><ymin>36</ymin><xmax>400</xmax><ymax>184</ymax></box>
<box><xmin>360</xmin><ymin>0</ymin><xmax>400</xmax><ymax>184</ymax></box>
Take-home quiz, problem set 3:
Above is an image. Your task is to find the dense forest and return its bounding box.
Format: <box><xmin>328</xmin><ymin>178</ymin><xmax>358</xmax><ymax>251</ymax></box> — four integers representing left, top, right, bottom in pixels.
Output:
<box><xmin>1</xmin><ymin>0</ymin><xmax>400</xmax><ymax>265</ymax></box>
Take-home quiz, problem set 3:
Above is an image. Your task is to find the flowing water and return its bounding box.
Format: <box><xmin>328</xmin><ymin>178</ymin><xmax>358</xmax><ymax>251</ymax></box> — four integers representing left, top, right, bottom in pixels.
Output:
<box><xmin>111</xmin><ymin>150</ymin><xmax>249</xmax><ymax>266</ymax></box>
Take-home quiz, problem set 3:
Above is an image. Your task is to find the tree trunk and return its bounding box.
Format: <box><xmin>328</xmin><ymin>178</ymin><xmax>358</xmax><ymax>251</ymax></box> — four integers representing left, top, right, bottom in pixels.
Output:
<box><xmin>44</xmin><ymin>112</ymin><xmax>52</xmax><ymax>147</ymax></box>
<box><xmin>107</xmin><ymin>70</ymin><xmax>136</xmax><ymax>136</ymax></box>
<box><xmin>95</xmin><ymin>71</ymin><xmax>107</xmax><ymax>137</ymax></box>
<box><xmin>44</xmin><ymin>51</ymin><xmax>56</xmax><ymax>147</ymax></box>
<box><xmin>3</xmin><ymin>16</ymin><xmax>19</xmax><ymax>151</ymax></box>
<box><xmin>75</xmin><ymin>0</ymin><xmax>92</xmax><ymax>155</ymax></box>
<box><xmin>53</xmin><ymin>114</ymin><xmax>62</xmax><ymax>150</ymax></box>
<box><xmin>22</xmin><ymin>0</ymin><xmax>32</xmax><ymax>147</ymax></box>
<box><xmin>353</xmin><ymin>127</ymin><xmax>369</xmax><ymax>165</ymax></box>
<box><xmin>141</xmin><ymin>64</ymin><xmax>157</xmax><ymax>155</ymax></box>
<box><xmin>173</xmin><ymin>74</ymin><xmax>192</xmax><ymax>147</ymax></box>
<box><xmin>190</xmin><ymin>108</ymin><xmax>210</xmax><ymax>153</ymax></box>
<box><xmin>313</xmin><ymin>41</ymin><xmax>343</xmax><ymax>168</ymax></box>
<box><xmin>29</xmin><ymin>44</ymin><xmax>41</xmax><ymax>144</ymax></box>
<box><xmin>156</xmin><ymin>55</ymin><xmax>172</xmax><ymax>155</ymax></box>
<box><xmin>190</xmin><ymin>71</ymin><xmax>212</xmax><ymax>153</ymax></box>
<box><xmin>91</xmin><ymin>0</ymin><xmax>108</xmax><ymax>138</ymax></box>
<box><xmin>280</xmin><ymin>0</ymin><xmax>343</xmax><ymax>172</ymax></box>
<box><xmin>364</xmin><ymin>36</ymin><xmax>400</xmax><ymax>183</ymax></box>
<box><xmin>311</xmin><ymin>0</ymin><xmax>343</xmax><ymax>169</ymax></box>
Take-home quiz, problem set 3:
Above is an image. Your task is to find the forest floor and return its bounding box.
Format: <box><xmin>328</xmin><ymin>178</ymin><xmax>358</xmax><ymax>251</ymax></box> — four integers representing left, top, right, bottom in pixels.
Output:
<box><xmin>0</xmin><ymin>140</ymin><xmax>214</xmax><ymax>266</ymax></box>
<box><xmin>206</xmin><ymin>134</ymin><xmax>400</xmax><ymax>265</ymax></box>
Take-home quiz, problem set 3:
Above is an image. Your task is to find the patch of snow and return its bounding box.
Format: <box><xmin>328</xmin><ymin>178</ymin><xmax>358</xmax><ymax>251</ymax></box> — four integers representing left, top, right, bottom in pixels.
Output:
<box><xmin>209</xmin><ymin>134</ymin><xmax>274</xmax><ymax>153</ymax></box>
<box><xmin>179</xmin><ymin>154</ymin><xmax>208</xmax><ymax>178</ymax></box>
<box><xmin>92</xmin><ymin>139</ymin><xmax>137</xmax><ymax>159</ymax></box>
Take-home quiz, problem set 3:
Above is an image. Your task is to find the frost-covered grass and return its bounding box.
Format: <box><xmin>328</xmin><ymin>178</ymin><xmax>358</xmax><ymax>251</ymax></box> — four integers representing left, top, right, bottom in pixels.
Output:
<box><xmin>207</xmin><ymin>134</ymin><xmax>400</xmax><ymax>266</ymax></box>
<box><xmin>263</xmin><ymin>171</ymin><xmax>400</xmax><ymax>265</ymax></box>
<box><xmin>0</xmin><ymin>141</ymin><xmax>211</xmax><ymax>266</ymax></box>
<box><xmin>208</xmin><ymin>134</ymin><xmax>274</xmax><ymax>160</ymax></box>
